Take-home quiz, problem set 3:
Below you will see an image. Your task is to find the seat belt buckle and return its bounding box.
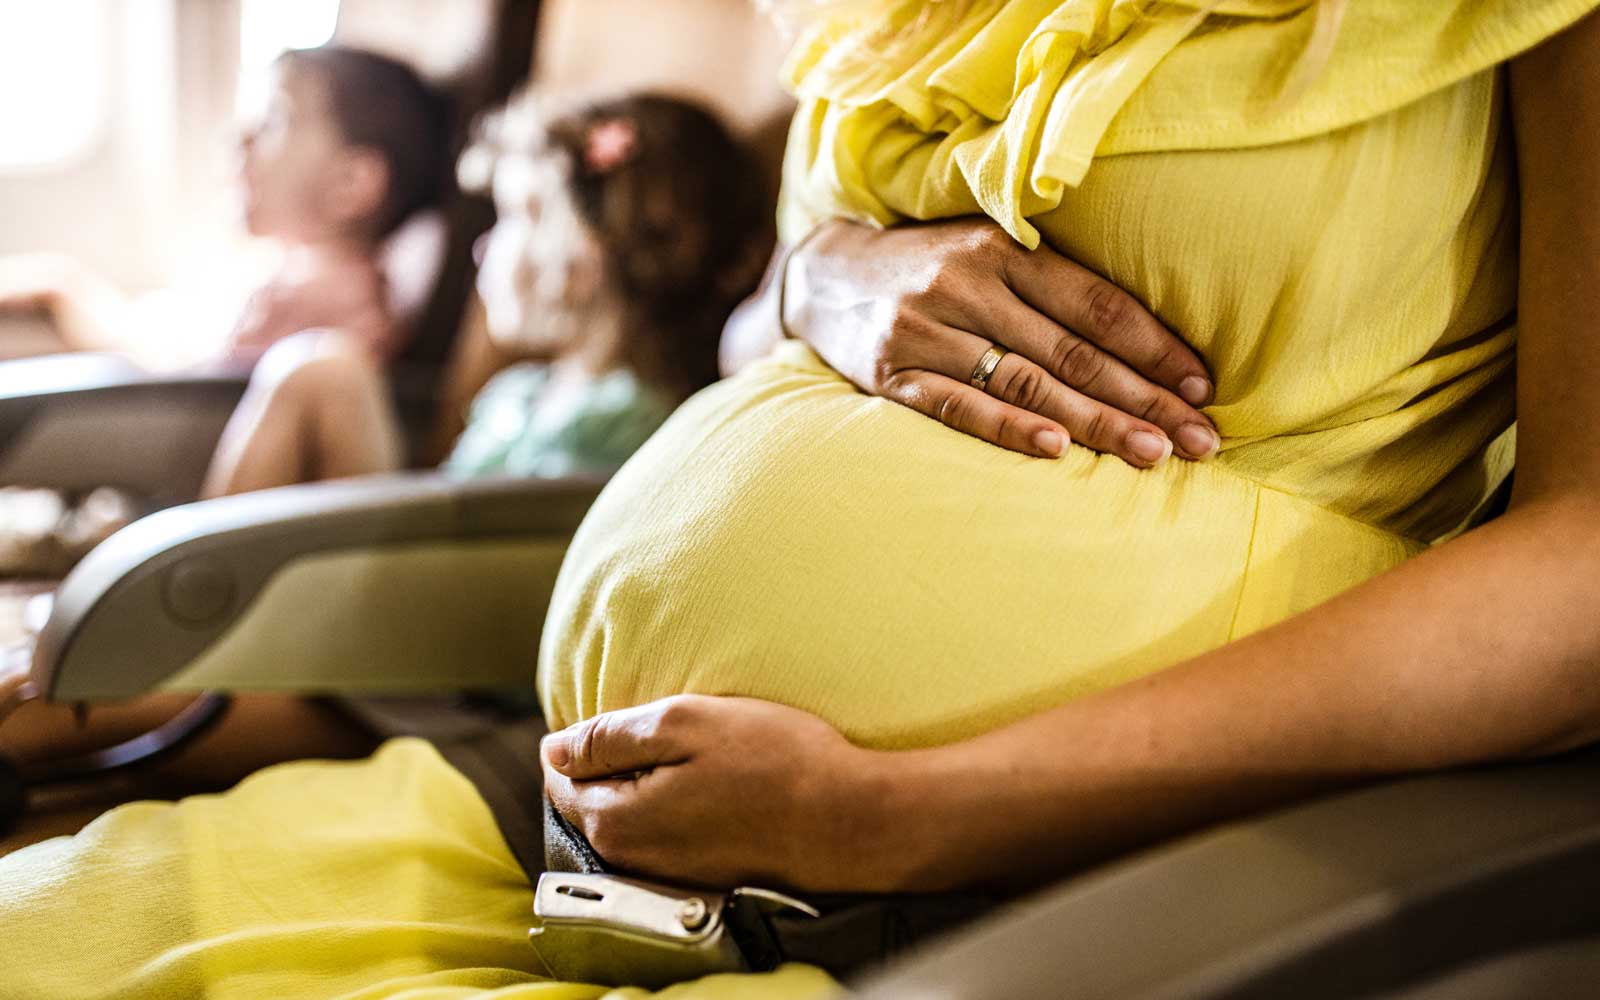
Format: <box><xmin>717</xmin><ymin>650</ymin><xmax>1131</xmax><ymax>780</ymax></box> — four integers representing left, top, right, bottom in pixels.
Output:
<box><xmin>529</xmin><ymin>871</ymin><xmax>819</xmax><ymax>989</ymax></box>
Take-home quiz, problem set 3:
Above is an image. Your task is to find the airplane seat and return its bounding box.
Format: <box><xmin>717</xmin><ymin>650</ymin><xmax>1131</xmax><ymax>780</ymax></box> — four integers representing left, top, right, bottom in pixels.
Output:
<box><xmin>27</xmin><ymin>472</ymin><xmax>604</xmax><ymax>704</ymax></box>
<box><xmin>852</xmin><ymin>740</ymin><xmax>1600</xmax><ymax>999</ymax></box>
<box><xmin>0</xmin><ymin>471</ymin><xmax>605</xmax><ymax>837</ymax></box>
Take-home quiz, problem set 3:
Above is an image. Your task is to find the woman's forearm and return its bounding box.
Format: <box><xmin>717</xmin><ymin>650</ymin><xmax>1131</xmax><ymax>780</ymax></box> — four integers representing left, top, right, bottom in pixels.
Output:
<box><xmin>880</xmin><ymin>493</ymin><xmax>1600</xmax><ymax>891</ymax></box>
<box><xmin>870</xmin><ymin>15</ymin><xmax>1600</xmax><ymax>894</ymax></box>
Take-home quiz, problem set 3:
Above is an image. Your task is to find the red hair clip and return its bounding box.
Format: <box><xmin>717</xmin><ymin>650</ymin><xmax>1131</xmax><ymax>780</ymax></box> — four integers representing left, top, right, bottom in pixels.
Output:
<box><xmin>583</xmin><ymin>118</ymin><xmax>638</xmax><ymax>175</ymax></box>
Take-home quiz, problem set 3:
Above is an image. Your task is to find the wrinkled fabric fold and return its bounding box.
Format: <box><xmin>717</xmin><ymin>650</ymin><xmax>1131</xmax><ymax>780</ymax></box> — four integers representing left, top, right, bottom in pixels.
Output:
<box><xmin>779</xmin><ymin>0</ymin><xmax>1600</xmax><ymax>246</ymax></box>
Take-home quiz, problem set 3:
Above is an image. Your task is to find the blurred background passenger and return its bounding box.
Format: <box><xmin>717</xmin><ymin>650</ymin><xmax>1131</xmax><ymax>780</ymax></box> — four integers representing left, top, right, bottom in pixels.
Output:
<box><xmin>0</xmin><ymin>89</ymin><xmax>770</xmax><ymax>824</ymax></box>
<box><xmin>0</xmin><ymin>45</ymin><xmax>451</xmax><ymax>371</ymax></box>
<box><xmin>201</xmin><ymin>91</ymin><xmax>768</xmax><ymax>498</ymax></box>
<box><xmin>0</xmin><ymin>44</ymin><xmax>451</xmax><ymax>576</ymax></box>
<box><xmin>0</xmin><ymin>0</ymin><xmax>791</xmax><ymax>851</ymax></box>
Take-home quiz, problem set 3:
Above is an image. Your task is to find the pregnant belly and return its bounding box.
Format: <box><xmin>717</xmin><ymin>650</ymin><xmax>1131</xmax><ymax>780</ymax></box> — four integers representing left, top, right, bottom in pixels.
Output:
<box><xmin>536</xmin><ymin>343</ymin><xmax>1420</xmax><ymax>750</ymax></box>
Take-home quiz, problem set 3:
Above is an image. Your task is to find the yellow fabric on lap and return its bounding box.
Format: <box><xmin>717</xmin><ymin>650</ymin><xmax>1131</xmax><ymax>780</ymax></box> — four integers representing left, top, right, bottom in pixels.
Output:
<box><xmin>0</xmin><ymin>739</ymin><xmax>840</xmax><ymax>1000</ymax></box>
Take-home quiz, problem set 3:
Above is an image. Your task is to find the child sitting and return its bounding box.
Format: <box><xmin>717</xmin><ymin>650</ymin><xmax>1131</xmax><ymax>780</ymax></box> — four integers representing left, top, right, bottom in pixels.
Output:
<box><xmin>0</xmin><ymin>91</ymin><xmax>771</xmax><ymax>840</ymax></box>
<box><xmin>0</xmin><ymin>45</ymin><xmax>451</xmax><ymax>370</ymax></box>
<box><xmin>203</xmin><ymin>89</ymin><xmax>770</xmax><ymax>495</ymax></box>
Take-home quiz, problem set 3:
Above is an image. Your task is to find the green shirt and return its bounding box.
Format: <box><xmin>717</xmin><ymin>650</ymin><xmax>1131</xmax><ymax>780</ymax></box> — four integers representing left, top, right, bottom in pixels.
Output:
<box><xmin>444</xmin><ymin>364</ymin><xmax>675</xmax><ymax>478</ymax></box>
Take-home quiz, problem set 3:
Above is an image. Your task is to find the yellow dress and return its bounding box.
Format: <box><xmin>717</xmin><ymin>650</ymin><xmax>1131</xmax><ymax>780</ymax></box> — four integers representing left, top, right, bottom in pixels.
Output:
<box><xmin>3</xmin><ymin>3</ymin><xmax>1594</xmax><ymax>997</ymax></box>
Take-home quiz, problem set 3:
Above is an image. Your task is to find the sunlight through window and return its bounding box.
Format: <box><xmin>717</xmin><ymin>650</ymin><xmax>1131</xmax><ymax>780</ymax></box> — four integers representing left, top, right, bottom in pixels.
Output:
<box><xmin>0</xmin><ymin>0</ymin><xmax>110</xmax><ymax>171</ymax></box>
<box><xmin>238</xmin><ymin>0</ymin><xmax>342</xmax><ymax>112</ymax></box>
<box><xmin>240</xmin><ymin>0</ymin><xmax>342</xmax><ymax>73</ymax></box>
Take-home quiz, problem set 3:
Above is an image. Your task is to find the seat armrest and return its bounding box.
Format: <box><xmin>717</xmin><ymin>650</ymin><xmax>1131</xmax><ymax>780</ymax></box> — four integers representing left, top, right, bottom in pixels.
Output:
<box><xmin>855</xmin><ymin>744</ymin><xmax>1600</xmax><ymax>999</ymax></box>
<box><xmin>0</xmin><ymin>354</ymin><xmax>248</xmax><ymax>499</ymax></box>
<box><xmin>33</xmin><ymin>472</ymin><xmax>606</xmax><ymax>699</ymax></box>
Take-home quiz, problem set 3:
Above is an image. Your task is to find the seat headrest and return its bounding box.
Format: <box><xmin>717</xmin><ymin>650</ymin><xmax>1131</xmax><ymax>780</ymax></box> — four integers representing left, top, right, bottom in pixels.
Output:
<box><xmin>377</xmin><ymin>208</ymin><xmax>450</xmax><ymax>332</ymax></box>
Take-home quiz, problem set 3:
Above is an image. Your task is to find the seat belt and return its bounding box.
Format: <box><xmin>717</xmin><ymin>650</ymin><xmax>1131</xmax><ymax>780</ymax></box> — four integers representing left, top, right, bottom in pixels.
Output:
<box><xmin>531</xmin><ymin>800</ymin><xmax>996</xmax><ymax>988</ymax></box>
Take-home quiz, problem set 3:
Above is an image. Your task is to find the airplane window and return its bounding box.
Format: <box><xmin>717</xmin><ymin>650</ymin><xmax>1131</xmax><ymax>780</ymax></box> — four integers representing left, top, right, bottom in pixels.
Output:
<box><xmin>0</xmin><ymin>0</ymin><xmax>110</xmax><ymax>172</ymax></box>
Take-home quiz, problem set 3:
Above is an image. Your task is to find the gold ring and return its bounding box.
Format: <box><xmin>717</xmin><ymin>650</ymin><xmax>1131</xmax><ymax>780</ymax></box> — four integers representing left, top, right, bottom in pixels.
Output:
<box><xmin>969</xmin><ymin>344</ymin><xmax>1009</xmax><ymax>392</ymax></box>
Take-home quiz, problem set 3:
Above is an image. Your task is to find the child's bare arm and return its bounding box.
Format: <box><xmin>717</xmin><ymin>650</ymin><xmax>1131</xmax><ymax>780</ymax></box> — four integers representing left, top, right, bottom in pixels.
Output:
<box><xmin>0</xmin><ymin>254</ymin><xmax>130</xmax><ymax>353</ymax></box>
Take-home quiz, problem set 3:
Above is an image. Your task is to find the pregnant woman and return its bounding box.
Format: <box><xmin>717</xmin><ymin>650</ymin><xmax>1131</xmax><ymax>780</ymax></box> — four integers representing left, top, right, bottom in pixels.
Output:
<box><xmin>5</xmin><ymin>1</ymin><xmax>1600</xmax><ymax>998</ymax></box>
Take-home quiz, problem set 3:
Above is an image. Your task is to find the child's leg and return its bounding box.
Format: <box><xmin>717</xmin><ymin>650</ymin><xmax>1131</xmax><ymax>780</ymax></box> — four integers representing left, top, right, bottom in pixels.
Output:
<box><xmin>201</xmin><ymin>329</ymin><xmax>403</xmax><ymax>498</ymax></box>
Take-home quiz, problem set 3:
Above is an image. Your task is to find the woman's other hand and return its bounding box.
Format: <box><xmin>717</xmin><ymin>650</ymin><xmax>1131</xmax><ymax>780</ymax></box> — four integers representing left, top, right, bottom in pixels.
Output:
<box><xmin>785</xmin><ymin>219</ymin><xmax>1219</xmax><ymax>467</ymax></box>
<box><xmin>542</xmin><ymin>695</ymin><xmax>906</xmax><ymax>893</ymax></box>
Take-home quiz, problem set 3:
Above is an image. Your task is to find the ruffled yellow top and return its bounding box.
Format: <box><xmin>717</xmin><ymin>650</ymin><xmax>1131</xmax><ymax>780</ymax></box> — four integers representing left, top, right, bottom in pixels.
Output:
<box><xmin>779</xmin><ymin>0</ymin><xmax>1587</xmax><ymax>244</ymax></box>
<box><xmin>774</xmin><ymin>0</ymin><xmax>1600</xmax><ymax>545</ymax></box>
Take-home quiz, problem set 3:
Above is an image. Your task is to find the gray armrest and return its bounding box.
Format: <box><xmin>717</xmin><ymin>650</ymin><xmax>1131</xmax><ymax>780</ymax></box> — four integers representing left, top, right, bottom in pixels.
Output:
<box><xmin>0</xmin><ymin>354</ymin><xmax>247</xmax><ymax>501</ymax></box>
<box><xmin>33</xmin><ymin>472</ymin><xmax>605</xmax><ymax>700</ymax></box>
<box><xmin>856</xmin><ymin>744</ymin><xmax>1600</xmax><ymax>999</ymax></box>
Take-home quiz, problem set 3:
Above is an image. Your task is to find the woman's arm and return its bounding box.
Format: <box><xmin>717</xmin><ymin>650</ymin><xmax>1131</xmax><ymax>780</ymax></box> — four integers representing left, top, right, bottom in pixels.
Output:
<box><xmin>544</xmin><ymin>11</ymin><xmax>1600</xmax><ymax>895</ymax></box>
<box><xmin>879</xmin><ymin>8</ymin><xmax>1600</xmax><ymax>892</ymax></box>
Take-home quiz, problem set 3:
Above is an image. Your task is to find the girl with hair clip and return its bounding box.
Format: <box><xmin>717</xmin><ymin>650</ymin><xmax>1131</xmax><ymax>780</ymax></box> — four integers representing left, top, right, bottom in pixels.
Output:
<box><xmin>8</xmin><ymin>1</ymin><xmax>1600</xmax><ymax>998</ymax></box>
<box><xmin>0</xmin><ymin>91</ymin><xmax>770</xmax><ymax>842</ymax></box>
<box><xmin>202</xmin><ymin>89</ymin><xmax>769</xmax><ymax>494</ymax></box>
<box><xmin>444</xmin><ymin>91</ymin><xmax>771</xmax><ymax>479</ymax></box>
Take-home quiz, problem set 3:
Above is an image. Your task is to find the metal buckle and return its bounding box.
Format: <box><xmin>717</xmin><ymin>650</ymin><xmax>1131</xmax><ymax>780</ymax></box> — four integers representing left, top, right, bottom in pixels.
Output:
<box><xmin>529</xmin><ymin>872</ymin><xmax>819</xmax><ymax>988</ymax></box>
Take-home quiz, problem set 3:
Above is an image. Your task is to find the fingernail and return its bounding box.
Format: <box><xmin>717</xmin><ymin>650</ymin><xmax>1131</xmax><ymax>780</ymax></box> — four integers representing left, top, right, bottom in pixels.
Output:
<box><xmin>1179</xmin><ymin>376</ymin><xmax>1212</xmax><ymax>407</ymax></box>
<box><xmin>1128</xmin><ymin>430</ymin><xmax>1172</xmax><ymax>466</ymax></box>
<box><xmin>1175</xmin><ymin>422</ymin><xmax>1219</xmax><ymax>459</ymax></box>
<box><xmin>1033</xmin><ymin>429</ymin><xmax>1066</xmax><ymax>457</ymax></box>
<box><xmin>542</xmin><ymin>735</ymin><xmax>570</xmax><ymax>768</ymax></box>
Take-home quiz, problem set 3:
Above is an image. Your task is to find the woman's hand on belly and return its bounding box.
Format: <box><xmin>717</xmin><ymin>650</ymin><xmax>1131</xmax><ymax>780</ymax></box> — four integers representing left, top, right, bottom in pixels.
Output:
<box><xmin>783</xmin><ymin>218</ymin><xmax>1220</xmax><ymax>467</ymax></box>
<box><xmin>542</xmin><ymin>694</ymin><xmax>910</xmax><ymax>893</ymax></box>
